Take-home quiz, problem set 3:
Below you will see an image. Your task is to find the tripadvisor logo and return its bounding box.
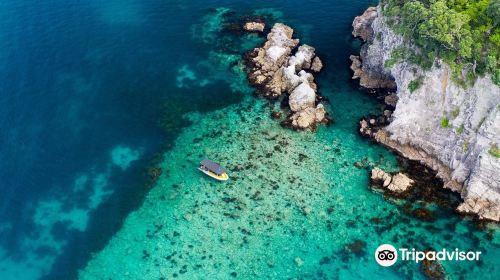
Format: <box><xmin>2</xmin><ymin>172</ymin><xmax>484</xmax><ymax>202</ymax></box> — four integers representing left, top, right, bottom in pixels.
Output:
<box><xmin>375</xmin><ymin>244</ymin><xmax>398</xmax><ymax>266</ymax></box>
<box><xmin>375</xmin><ymin>244</ymin><xmax>482</xmax><ymax>267</ymax></box>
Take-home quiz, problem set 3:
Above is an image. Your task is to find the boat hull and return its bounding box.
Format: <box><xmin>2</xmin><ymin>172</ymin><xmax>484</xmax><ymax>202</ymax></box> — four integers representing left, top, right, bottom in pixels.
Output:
<box><xmin>198</xmin><ymin>168</ymin><xmax>229</xmax><ymax>181</ymax></box>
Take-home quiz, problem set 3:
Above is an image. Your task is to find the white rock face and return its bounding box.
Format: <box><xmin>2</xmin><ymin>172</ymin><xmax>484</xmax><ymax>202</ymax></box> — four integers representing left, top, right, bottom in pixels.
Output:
<box><xmin>266</xmin><ymin>23</ymin><xmax>298</xmax><ymax>50</ymax></box>
<box><xmin>288</xmin><ymin>45</ymin><xmax>315</xmax><ymax>71</ymax></box>
<box><xmin>358</xmin><ymin>6</ymin><xmax>500</xmax><ymax>221</ymax></box>
<box><xmin>389</xmin><ymin>173</ymin><xmax>414</xmax><ymax>193</ymax></box>
<box><xmin>311</xmin><ymin>57</ymin><xmax>323</xmax><ymax>72</ymax></box>
<box><xmin>289</xmin><ymin>83</ymin><xmax>316</xmax><ymax>112</ymax></box>
<box><xmin>266</xmin><ymin>46</ymin><xmax>287</xmax><ymax>62</ymax></box>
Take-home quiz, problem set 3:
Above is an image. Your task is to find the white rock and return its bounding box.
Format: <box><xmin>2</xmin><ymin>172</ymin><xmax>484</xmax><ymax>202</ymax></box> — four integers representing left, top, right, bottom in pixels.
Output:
<box><xmin>247</xmin><ymin>23</ymin><xmax>329</xmax><ymax>130</ymax></box>
<box><xmin>243</xmin><ymin>22</ymin><xmax>265</xmax><ymax>32</ymax></box>
<box><xmin>289</xmin><ymin>83</ymin><xmax>316</xmax><ymax>112</ymax></box>
<box><xmin>311</xmin><ymin>56</ymin><xmax>323</xmax><ymax>72</ymax></box>
<box><xmin>371</xmin><ymin>168</ymin><xmax>413</xmax><ymax>193</ymax></box>
<box><xmin>288</xmin><ymin>45</ymin><xmax>315</xmax><ymax>71</ymax></box>
<box><xmin>266</xmin><ymin>46</ymin><xmax>287</xmax><ymax>62</ymax></box>
<box><xmin>387</xmin><ymin>173</ymin><xmax>414</xmax><ymax>192</ymax></box>
<box><xmin>315</xmin><ymin>104</ymin><xmax>326</xmax><ymax>122</ymax></box>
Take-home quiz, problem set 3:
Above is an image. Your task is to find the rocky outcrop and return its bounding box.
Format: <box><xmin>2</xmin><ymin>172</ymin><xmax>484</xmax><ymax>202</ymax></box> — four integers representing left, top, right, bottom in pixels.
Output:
<box><xmin>384</xmin><ymin>92</ymin><xmax>398</xmax><ymax>107</ymax></box>
<box><xmin>371</xmin><ymin>167</ymin><xmax>414</xmax><ymax>193</ymax></box>
<box><xmin>311</xmin><ymin>57</ymin><xmax>323</xmax><ymax>72</ymax></box>
<box><xmin>352</xmin><ymin>6</ymin><xmax>377</xmax><ymax>42</ymax></box>
<box><xmin>289</xmin><ymin>104</ymin><xmax>326</xmax><ymax>129</ymax></box>
<box><xmin>457</xmin><ymin>196</ymin><xmax>500</xmax><ymax>221</ymax></box>
<box><xmin>247</xmin><ymin>23</ymin><xmax>299</xmax><ymax>97</ymax></box>
<box><xmin>247</xmin><ymin>23</ymin><xmax>328</xmax><ymax>130</ymax></box>
<box><xmin>354</xmin><ymin>6</ymin><xmax>500</xmax><ymax>221</ymax></box>
<box><xmin>350</xmin><ymin>7</ymin><xmax>396</xmax><ymax>90</ymax></box>
<box><xmin>243</xmin><ymin>22</ymin><xmax>265</xmax><ymax>32</ymax></box>
<box><xmin>350</xmin><ymin>55</ymin><xmax>396</xmax><ymax>89</ymax></box>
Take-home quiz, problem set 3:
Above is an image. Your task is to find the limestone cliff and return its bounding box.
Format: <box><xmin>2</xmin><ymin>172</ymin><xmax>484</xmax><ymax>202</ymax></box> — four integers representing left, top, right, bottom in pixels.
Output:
<box><xmin>353</xmin><ymin>6</ymin><xmax>500</xmax><ymax>221</ymax></box>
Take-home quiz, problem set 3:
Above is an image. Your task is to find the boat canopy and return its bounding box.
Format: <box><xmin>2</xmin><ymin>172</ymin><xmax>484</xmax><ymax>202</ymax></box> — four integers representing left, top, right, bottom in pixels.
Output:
<box><xmin>200</xmin><ymin>159</ymin><xmax>226</xmax><ymax>175</ymax></box>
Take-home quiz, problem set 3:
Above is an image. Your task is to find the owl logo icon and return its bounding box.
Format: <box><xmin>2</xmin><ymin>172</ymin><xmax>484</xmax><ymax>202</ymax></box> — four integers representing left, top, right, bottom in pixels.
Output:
<box><xmin>375</xmin><ymin>244</ymin><xmax>398</xmax><ymax>266</ymax></box>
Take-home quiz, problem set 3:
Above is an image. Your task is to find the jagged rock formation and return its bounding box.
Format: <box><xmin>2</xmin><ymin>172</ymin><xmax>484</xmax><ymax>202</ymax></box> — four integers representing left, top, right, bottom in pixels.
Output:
<box><xmin>350</xmin><ymin>55</ymin><xmax>396</xmax><ymax>89</ymax></box>
<box><xmin>352</xmin><ymin>6</ymin><xmax>377</xmax><ymax>41</ymax></box>
<box><xmin>311</xmin><ymin>57</ymin><xmax>323</xmax><ymax>72</ymax></box>
<box><xmin>246</xmin><ymin>23</ymin><xmax>328</xmax><ymax>130</ymax></box>
<box><xmin>353</xmin><ymin>6</ymin><xmax>500</xmax><ymax>221</ymax></box>
<box><xmin>350</xmin><ymin>7</ymin><xmax>396</xmax><ymax>90</ymax></box>
<box><xmin>384</xmin><ymin>92</ymin><xmax>398</xmax><ymax>107</ymax></box>
<box><xmin>371</xmin><ymin>167</ymin><xmax>414</xmax><ymax>193</ymax></box>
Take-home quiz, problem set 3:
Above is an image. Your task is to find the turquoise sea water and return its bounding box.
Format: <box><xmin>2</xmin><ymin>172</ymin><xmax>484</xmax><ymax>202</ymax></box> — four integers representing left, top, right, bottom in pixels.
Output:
<box><xmin>0</xmin><ymin>1</ymin><xmax>498</xmax><ymax>279</ymax></box>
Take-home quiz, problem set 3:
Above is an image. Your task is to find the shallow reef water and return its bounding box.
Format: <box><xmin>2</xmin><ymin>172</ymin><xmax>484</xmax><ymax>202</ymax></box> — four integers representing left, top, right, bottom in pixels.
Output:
<box><xmin>80</xmin><ymin>94</ymin><xmax>500</xmax><ymax>279</ymax></box>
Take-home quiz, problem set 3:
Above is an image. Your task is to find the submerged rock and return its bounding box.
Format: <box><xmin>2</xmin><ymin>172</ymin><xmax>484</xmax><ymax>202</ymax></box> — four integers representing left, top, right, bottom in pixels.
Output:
<box><xmin>294</xmin><ymin>257</ymin><xmax>304</xmax><ymax>267</ymax></box>
<box><xmin>420</xmin><ymin>250</ymin><xmax>447</xmax><ymax>280</ymax></box>
<box><xmin>246</xmin><ymin>23</ymin><xmax>328</xmax><ymax>130</ymax></box>
<box><xmin>271</xmin><ymin>111</ymin><xmax>282</xmax><ymax>119</ymax></box>
<box><xmin>413</xmin><ymin>208</ymin><xmax>434</xmax><ymax>222</ymax></box>
<box><xmin>384</xmin><ymin>92</ymin><xmax>398</xmax><ymax>107</ymax></box>
<box><xmin>344</xmin><ymin>240</ymin><xmax>367</xmax><ymax>257</ymax></box>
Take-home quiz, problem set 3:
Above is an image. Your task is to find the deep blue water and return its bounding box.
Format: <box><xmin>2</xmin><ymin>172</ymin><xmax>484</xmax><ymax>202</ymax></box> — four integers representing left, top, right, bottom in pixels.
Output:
<box><xmin>0</xmin><ymin>0</ymin><xmax>383</xmax><ymax>279</ymax></box>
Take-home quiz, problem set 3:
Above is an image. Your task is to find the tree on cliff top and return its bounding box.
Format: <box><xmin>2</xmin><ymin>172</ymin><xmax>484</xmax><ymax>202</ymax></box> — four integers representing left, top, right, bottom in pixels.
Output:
<box><xmin>384</xmin><ymin>0</ymin><xmax>500</xmax><ymax>86</ymax></box>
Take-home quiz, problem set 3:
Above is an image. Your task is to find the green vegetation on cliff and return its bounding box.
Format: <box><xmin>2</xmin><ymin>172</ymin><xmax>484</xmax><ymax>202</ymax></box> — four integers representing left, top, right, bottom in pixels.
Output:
<box><xmin>490</xmin><ymin>144</ymin><xmax>500</xmax><ymax>157</ymax></box>
<box><xmin>383</xmin><ymin>0</ymin><xmax>500</xmax><ymax>86</ymax></box>
<box><xmin>408</xmin><ymin>76</ymin><xmax>424</xmax><ymax>92</ymax></box>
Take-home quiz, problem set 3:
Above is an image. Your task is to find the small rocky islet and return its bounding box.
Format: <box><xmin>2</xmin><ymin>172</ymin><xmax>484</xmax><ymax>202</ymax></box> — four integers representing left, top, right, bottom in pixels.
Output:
<box><xmin>245</xmin><ymin>22</ymin><xmax>328</xmax><ymax>130</ymax></box>
<box><xmin>80</xmin><ymin>5</ymin><xmax>500</xmax><ymax>280</ymax></box>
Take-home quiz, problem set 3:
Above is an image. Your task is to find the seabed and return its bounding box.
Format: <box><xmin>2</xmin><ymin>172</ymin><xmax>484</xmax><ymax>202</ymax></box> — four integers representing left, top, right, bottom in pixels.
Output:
<box><xmin>80</xmin><ymin>96</ymin><xmax>500</xmax><ymax>279</ymax></box>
